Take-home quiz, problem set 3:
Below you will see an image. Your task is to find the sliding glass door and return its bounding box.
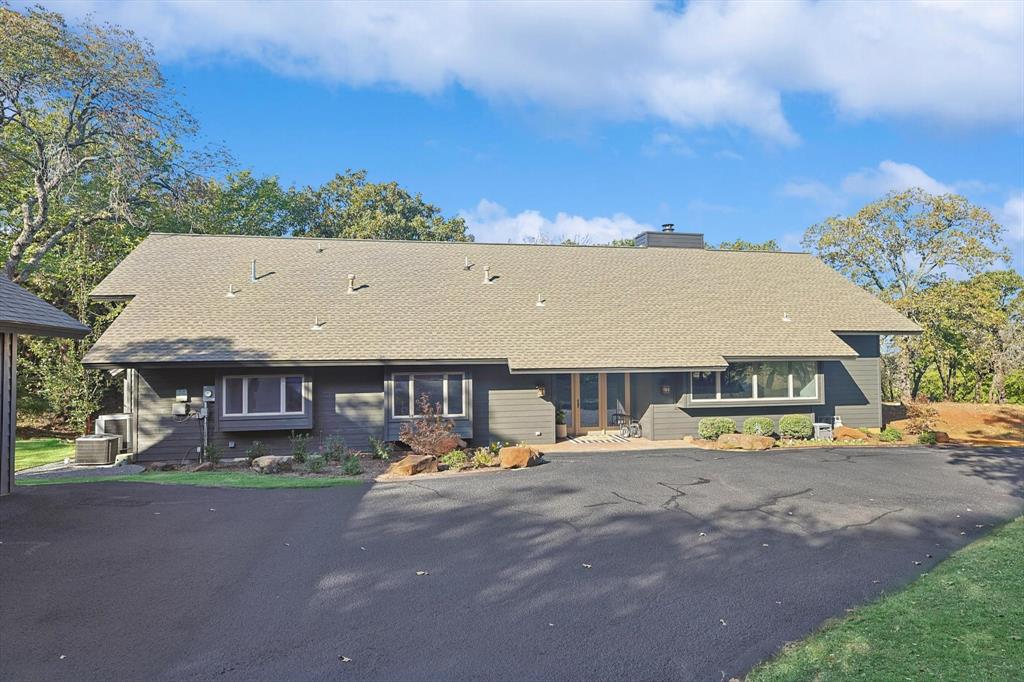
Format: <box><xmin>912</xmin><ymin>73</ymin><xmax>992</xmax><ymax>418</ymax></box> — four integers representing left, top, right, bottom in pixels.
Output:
<box><xmin>567</xmin><ymin>372</ymin><xmax>631</xmax><ymax>436</ymax></box>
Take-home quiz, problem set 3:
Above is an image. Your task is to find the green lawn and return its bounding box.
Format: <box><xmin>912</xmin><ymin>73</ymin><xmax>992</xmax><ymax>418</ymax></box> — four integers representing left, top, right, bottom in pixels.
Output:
<box><xmin>17</xmin><ymin>470</ymin><xmax>364</xmax><ymax>489</ymax></box>
<box><xmin>15</xmin><ymin>438</ymin><xmax>75</xmax><ymax>471</ymax></box>
<box><xmin>747</xmin><ymin>516</ymin><xmax>1024</xmax><ymax>681</ymax></box>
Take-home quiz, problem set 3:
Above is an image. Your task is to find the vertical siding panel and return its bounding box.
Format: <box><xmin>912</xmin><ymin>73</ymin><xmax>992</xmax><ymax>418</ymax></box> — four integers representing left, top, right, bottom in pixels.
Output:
<box><xmin>1</xmin><ymin>333</ymin><xmax>15</xmax><ymax>495</ymax></box>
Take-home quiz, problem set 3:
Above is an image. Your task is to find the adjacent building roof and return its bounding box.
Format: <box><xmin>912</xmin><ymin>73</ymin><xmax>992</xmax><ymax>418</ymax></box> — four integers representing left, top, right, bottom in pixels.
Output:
<box><xmin>0</xmin><ymin>276</ymin><xmax>90</xmax><ymax>338</ymax></box>
<box><xmin>83</xmin><ymin>233</ymin><xmax>919</xmax><ymax>371</ymax></box>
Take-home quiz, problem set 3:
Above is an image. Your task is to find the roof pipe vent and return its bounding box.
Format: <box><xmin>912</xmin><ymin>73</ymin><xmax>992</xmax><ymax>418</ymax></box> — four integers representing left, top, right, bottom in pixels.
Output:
<box><xmin>347</xmin><ymin>274</ymin><xmax>356</xmax><ymax>293</ymax></box>
<box><xmin>536</xmin><ymin>294</ymin><xmax>545</xmax><ymax>308</ymax></box>
<box><xmin>483</xmin><ymin>265</ymin><xmax>492</xmax><ymax>284</ymax></box>
<box><xmin>311</xmin><ymin>316</ymin><xmax>324</xmax><ymax>330</ymax></box>
<box><xmin>782</xmin><ymin>311</ymin><xmax>792</xmax><ymax>322</ymax></box>
<box><xmin>463</xmin><ymin>256</ymin><xmax>471</xmax><ymax>271</ymax></box>
<box><xmin>226</xmin><ymin>284</ymin><xmax>238</xmax><ymax>298</ymax></box>
<box><xmin>661</xmin><ymin>223</ymin><xmax>675</xmax><ymax>233</ymax></box>
<box><xmin>316</xmin><ymin>241</ymin><xmax>323</xmax><ymax>253</ymax></box>
<box><xmin>250</xmin><ymin>259</ymin><xmax>257</xmax><ymax>282</ymax></box>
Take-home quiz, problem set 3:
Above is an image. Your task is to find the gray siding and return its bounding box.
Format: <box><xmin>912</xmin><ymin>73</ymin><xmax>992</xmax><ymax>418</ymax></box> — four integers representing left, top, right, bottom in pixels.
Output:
<box><xmin>473</xmin><ymin>365</ymin><xmax>554</xmax><ymax>445</ymax></box>
<box><xmin>316</xmin><ymin>366</ymin><xmax>385</xmax><ymax>451</ymax></box>
<box><xmin>1</xmin><ymin>333</ymin><xmax>15</xmax><ymax>495</ymax></box>
<box><xmin>637</xmin><ymin>337</ymin><xmax>883</xmax><ymax>439</ymax></box>
<box><xmin>635</xmin><ymin>231</ymin><xmax>705</xmax><ymax>249</ymax></box>
<box><xmin>821</xmin><ymin>335</ymin><xmax>883</xmax><ymax>428</ymax></box>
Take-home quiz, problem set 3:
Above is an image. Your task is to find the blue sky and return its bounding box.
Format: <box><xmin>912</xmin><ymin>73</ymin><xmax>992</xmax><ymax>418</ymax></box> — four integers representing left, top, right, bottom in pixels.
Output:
<box><xmin>52</xmin><ymin>1</ymin><xmax>1024</xmax><ymax>261</ymax></box>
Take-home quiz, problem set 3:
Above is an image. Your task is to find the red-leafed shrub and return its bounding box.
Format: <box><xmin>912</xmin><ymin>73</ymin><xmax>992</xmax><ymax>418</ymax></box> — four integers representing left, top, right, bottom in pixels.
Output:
<box><xmin>399</xmin><ymin>395</ymin><xmax>461</xmax><ymax>456</ymax></box>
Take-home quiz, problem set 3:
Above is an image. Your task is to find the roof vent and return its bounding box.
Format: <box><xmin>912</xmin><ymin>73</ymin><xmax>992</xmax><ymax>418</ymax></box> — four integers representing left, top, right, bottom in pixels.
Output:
<box><xmin>347</xmin><ymin>274</ymin><xmax>356</xmax><ymax>293</ymax></box>
<box><xmin>226</xmin><ymin>284</ymin><xmax>238</xmax><ymax>298</ymax></box>
<box><xmin>463</xmin><ymin>256</ymin><xmax>471</xmax><ymax>271</ymax></box>
<box><xmin>634</xmin><ymin>227</ymin><xmax>704</xmax><ymax>249</ymax></box>
<box><xmin>536</xmin><ymin>294</ymin><xmax>545</xmax><ymax>307</ymax></box>
<box><xmin>250</xmin><ymin>259</ymin><xmax>258</xmax><ymax>282</ymax></box>
<box><xmin>316</xmin><ymin>242</ymin><xmax>324</xmax><ymax>253</ymax></box>
<box><xmin>311</xmin><ymin>316</ymin><xmax>324</xmax><ymax>330</ymax></box>
<box><xmin>483</xmin><ymin>265</ymin><xmax>492</xmax><ymax>284</ymax></box>
<box><xmin>782</xmin><ymin>311</ymin><xmax>792</xmax><ymax>322</ymax></box>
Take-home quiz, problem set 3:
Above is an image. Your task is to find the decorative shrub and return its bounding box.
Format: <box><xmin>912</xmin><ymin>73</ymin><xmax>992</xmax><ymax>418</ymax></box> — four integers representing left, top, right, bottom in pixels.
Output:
<box><xmin>289</xmin><ymin>432</ymin><xmax>312</xmax><ymax>463</ymax></box>
<box><xmin>246</xmin><ymin>440</ymin><xmax>270</xmax><ymax>462</ymax></box>
<box><xmin>204</xmin><ymin>442</ymin><xmax>222</xmax><ymax>465</ymax></box>
<box><xmin>487</xmin><ymin>441</ymin><xmax>507</xmax><ymax>457</ymax></box>
<box><xmin>555</xmin><ymin>409</ymin><xmax>566</xmax><ymax>425</ymax></box>
<box><xmin>399</xmin><ymin>395</ymin><xmax>461</xmax><ymax>456</ymax></box>
<box><xmin>905</xmin><ymin>402</ymin><xmax>939</xmax><ymax>435</ymax></box>
<box><xmin>342</xmin><ymin>454</ymin><xmax>362</xmax><ymax>476</ymax></box>
<box><xmin>440</xmin><ymin>449</ymin><xmax>468</xmax><ymax>469</ymax></box>
<box><xmin>698</xmin><ymin>417</ymin><xmax>736</xmax><ymax>440</ymax></box>
<box><xmin>305</xmin><ymin>455</ymin><xmax>325</xmax><ymax>473</ymax></box>
<box><xmin>742</xmin><ymin>417</ymin><xmax>775</xmax><ymax>437</ymax></box>
<box><xmin>471</xmin><ymin>448</ymin><xmax>494</xmax><ymax>468</ymax></box>
<box><xmin>778</xmin><ymin>414</ymin><xmax>813</xmax><ymax>439</ymax></box>
<box><xmin>879</xmin><ymin>427</ymin><xmax>903</xmax><ymax>442</ymax></box>
<box><xmin>917</xmin><ymin>431</ymin><xmax>938</xmax><ymax>445</ymax></box>
<box><xmin>323</xmin><ymin>435</ymin><xmax>346</xmax><ymax>462</ymax></box>
<box><xmin>368</xmin><ymin>436</ymin><xmax>392</xmax><ymax>461</ymax></box>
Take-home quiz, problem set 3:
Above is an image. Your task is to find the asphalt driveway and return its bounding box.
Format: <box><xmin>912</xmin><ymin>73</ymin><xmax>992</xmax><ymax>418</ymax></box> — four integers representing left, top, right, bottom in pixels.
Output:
<box><xmin>1</xmin><ymin>445</ymin><xmax>1022</xmax><ymax>681</ymax></box>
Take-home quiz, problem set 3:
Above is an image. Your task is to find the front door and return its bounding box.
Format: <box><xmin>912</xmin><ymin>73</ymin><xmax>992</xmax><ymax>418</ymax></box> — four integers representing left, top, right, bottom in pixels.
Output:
<box><xmin>568</xmin><ymin>372</ymin><xmax>631</xmax><ymax>436</ymax></box>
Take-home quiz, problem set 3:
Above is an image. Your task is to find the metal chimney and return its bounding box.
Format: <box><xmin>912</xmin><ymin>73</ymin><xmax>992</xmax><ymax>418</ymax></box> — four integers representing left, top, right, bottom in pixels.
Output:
<box><xmin>250</xmin><ymin>259</ymin><xmax>257</xmax><ymax>282</ymax></box>
<box><xmin>347</xmin><ymin>274</ymin><xmax>356</xmax><ymax>293</ymax></box>
<box><xmin>661</xmin><ymin>223</ymin><xmax>675</xmax><ymax>233</ymax></box>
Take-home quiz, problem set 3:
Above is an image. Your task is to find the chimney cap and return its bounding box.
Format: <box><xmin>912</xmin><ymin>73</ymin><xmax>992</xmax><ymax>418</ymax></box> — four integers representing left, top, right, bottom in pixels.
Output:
<box><xmin>661</xmin><ymin>223</ymin><xmax>675</xmax><ymax>232</ymax></box>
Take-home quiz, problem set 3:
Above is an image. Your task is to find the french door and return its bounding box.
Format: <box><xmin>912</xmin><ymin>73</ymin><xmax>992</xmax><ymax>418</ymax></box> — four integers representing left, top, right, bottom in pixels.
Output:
<box><xmin>568</xmin><ymin>373</ymin><xmax>630</xmax><ymax>436</ymax></box>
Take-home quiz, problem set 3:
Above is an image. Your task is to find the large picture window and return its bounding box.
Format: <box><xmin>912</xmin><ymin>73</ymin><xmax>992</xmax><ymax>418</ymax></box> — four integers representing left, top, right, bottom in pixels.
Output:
<box><xmin>222</xmin><ymin>375</ymin><xmax>305</xmax><ymax>416</ymax></box>
<box><xmin>690</xmin><ymin>362</ymin><xmax>817</xmax><ymax>401</ymax></box>
<box><xmin>391</xmin><ymin>373</ymin><xmax>465</xmax><ymax>418</ymax></box>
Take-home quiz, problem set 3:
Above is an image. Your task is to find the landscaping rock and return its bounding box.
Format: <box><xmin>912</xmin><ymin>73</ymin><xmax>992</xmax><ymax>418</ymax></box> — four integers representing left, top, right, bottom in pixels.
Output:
<box><xmin>191</xmin><ymin>461</ymin><xmax>215</xmax><ymax>472</ymax></box>
<box><xmin>385</xmin><ymin>454</ymin><xmax>438</xmax><ymax>476</ymax></box>
<box><xmin>834</xmin><ymin>426</ymin><xmax>867</xmax><ymax>441</ymax></box>
<box><xmin>716</xmin><ymin>433</ymin><xmax>774</xmax><ymax>451</ymax></box>
<box><xmin>250</xmin><ymin>455</ymin><xmax>293</xmax><ymax>474</ymax></box>
<box><xmin>499</xmin><ymin>446</ymin><xmax>539</xmax><ymax>469</ymax></box>
<box><xmin>148</xmin><ymin>462</ymin><xmax>179</xmax><ymax>472</ymax></box>
<box><xmin>934</xmin><ymin>431</ymin><xmax>951</xmax><ymax>443</ymax></box>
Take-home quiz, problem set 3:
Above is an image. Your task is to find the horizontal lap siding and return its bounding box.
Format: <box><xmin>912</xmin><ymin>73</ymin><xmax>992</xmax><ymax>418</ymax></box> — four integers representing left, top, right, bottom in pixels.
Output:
<box><xmin>473</xmin><ymin>365</ymin><xmax>554</xmax><ymax>445</ymax></box>
<box><xmin>822</xmin><ymin>335</ymin><xmax>882</xmax><ymax>429</ymax></box>
<box><xmin>314</xmin><ymin>367</ymin><xmax>385</xmax><ymax>452</ymax></box>
<box><xmin>135</xmin><ymin>368</ymin><xmax>217</xmax><ymax>461</ymax></box>
<box><xmin>640</xmin><ymin>336</ymin><xmax>883</xmax><ymax>439</ymax></box>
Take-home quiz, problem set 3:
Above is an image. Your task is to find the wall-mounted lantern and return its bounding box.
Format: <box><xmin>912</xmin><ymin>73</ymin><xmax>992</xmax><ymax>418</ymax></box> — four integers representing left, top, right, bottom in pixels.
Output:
<box><xmin>536</xmin><ymin>384</ymin><xmax>546</xmax><ymax>398</ymax></box>
<box><xmin>660</xmin><ymin>384</ymin><xmax>672</xmax><ymax>396</ymax></box>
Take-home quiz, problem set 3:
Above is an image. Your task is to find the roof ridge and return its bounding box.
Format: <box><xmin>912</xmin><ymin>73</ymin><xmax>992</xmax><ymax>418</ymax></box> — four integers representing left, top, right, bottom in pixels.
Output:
<box><xmin>144</xmin><ymin>232</ymin><xmax>813</xmax><ymax>255</ymax></box>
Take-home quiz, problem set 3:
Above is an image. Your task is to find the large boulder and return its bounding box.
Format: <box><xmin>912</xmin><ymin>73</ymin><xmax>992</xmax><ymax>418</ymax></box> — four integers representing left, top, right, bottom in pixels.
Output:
<box><xmin>716</xmin><ymin>433</ymin><xmax>774</xmax><ymax>451</ymax></box>
<box><xmin>386</xmin><ymin>454</ymin><xmax>438</xmax><ymax>477</ymax></box>
<box><xmin>251</xmin><ymin>455</ymin><xmax>293</xmax><ymax>474</ymax></box>
<box><xmin>499</xmin><ymin>446</ymin><xmax>540</xmax><ymax>469</ymax></box>
<box><xmin>190</xmin><ymin>461</ymin><xmax>215</xmax><ymax>472</ymax></box>
<box><xmin>834</xmin><ymin>426</ymin><xmax>867</xmax><ymax>441</ymax></box>
<box><xmin>934</xmin><ymin>431</ymin><xmax>951</xmax><ymax>443</ymax></box>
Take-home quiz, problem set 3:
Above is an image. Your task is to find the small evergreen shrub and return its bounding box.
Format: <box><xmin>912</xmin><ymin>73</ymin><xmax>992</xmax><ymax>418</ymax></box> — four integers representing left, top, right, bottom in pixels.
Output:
<box><xmin>305</xmin><ymin>455</ymin><xmax>325</xmax><ymax>473</ymax></box>
<box><xmin>698</xmin><ymin>417</ymin><xmax>736</xmax><ymax>440</ymax></box>
<box><xmin>204</xmin><ymin>442</ymin><xmax>222</xmax><ymax>465</ymax></box>
<box><xmin>246</xmin><ymin>440</ymin><xmax>270</xmax><ymax>462</ymax></box>
<box><xmin>342</xmin><ymin>454</ymin><xmax>362</xmax><ymax>476</ymax></box>
<box><xmin>917</xmin><ymin>431</ymin><xmax>938</xmax><ymax>445</ymax></box>
<box><xmin>289</xmin><ymin>432</ymin><xmax>312</xmax><ymax>463</ymax></box>
<box><xmin>368</xmin><ymin>436</ymin><xmax>392</xmax><ymax>461</ymax></box>
<box><xmin>743</xmin><ymin>417</ymin><xmax>775</xmax><ymax>436</ymax></box>
<box><xmin>778</xmin><ymin>414</ymin><xmax>813</xmax><ymax>439</ymax></box>
<box><xmin>439</xmin><ymin>449</ymin><xmax>468</xmax><ymax>469</ymax></box>
<box><xmin>879</xmin><ymin>427</ymin><xmax>903</xmax><ymax>442</ymax></box>
<box><xmin>323</xmin><ymin>435</ymin><xmax>346</xmax><ymax>462</ymax></box>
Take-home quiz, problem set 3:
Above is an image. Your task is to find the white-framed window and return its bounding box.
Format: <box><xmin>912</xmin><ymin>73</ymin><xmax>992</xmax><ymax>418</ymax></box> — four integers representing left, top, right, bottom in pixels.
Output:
<box><xmin>690</xmin><ymin>362</ymin><xmax>818</xmax><ymax>401</ymax></box>
<box><xmin>391</xmin><ymin>372</ymin><xmax>465</xmax><ymax>418</ymax></box>
<box><xmin>222</xmin><ymin>375</ymin><xmax>305</xmax><ymax>416</ymax></box>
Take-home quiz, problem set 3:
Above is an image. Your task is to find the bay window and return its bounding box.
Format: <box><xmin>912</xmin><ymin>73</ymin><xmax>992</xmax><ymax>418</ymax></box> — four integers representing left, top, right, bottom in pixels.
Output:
<box><xmin>223</xmin><ymin>375</ymin><xmax>305</xmax><ymax>416</ymax></box>
<box><xmin>690</xmin><ymin>362</ymin><xmax>818</xmax><ymax>401</ymax></box>
<box><xmin>392</xmin><ymin>373</ymin><xmax>465</xmax><ymax>417</ymax></box>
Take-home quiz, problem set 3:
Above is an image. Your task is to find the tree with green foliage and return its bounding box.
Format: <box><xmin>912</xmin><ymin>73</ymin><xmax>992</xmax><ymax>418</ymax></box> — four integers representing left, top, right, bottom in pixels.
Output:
<box><xmin>803</xmin><ymin>188</ymin><xmax>1007</xmax><ymax>400</ymax></box>
<box><xmin>0</xmin><ymin>5</ymin><xmax>210</xmax><ymax>282</ymax></box>
<box><xmin>715</xmin><ymin>238</ymin><xmax>779</xmax><ymax>251</ymax></box>
<box><xmin>292</xmin><ymin>170</ymin><xmax>470</xmax><ymax>242</ymax></box>
<box><xmin>149</xmin><ymin>171</ymin><xmax>307</xmax><ymax>236</ymax></box>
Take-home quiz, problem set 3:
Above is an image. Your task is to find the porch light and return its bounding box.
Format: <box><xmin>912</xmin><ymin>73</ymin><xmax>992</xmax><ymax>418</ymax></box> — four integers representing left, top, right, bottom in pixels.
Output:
<box><xmin>536</xmin><ymin>384</ymin><xmax>546</xmax><ymax>398</ymax></box>
<box><xmin>660</xmin><ymin>384</ymin><xmax>672</xmax><ymax>395</ymax></box>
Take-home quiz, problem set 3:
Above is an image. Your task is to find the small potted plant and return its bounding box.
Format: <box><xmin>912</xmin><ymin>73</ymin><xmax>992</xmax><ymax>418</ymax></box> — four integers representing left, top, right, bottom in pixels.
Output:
<box><xmin>555</xmin><ymin>409</ymin><xmax>568</xmax><ymax>439</ymax></box>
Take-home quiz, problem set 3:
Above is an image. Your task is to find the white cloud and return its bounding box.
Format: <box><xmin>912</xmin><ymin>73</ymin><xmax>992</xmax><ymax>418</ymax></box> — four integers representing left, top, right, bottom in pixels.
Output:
<box><xmin>642</xmin><ymin>131</ymin><xmax>696</xmax><ymax>158</ymax></box>
<box><xmin>998</xmin><ymin>193</ymin><xmax>1024</xmax><ymax>271</ymax></box>
<box><xmin>840</xmin><ymin>160</ymin><xmax>953</xmax><ymax>196</ymax></box>
<box><xmin>51</xmin><ymin>0</ymin><xmax>1024</xmax><ymax>142</ymax></box>
<box><xmin>714</xmin><ymin>149</ymin><xmax>744</xmax><ymax>161</ymax></box>
<box><xmin>460</xmin><ymin>199</ymin><xmax>650</xmax><ymax>244</ymax></box>
<box><xmin>781</xmin><ymin>180</ymin><xmax>842</xmax><ymax>209</ymax></box>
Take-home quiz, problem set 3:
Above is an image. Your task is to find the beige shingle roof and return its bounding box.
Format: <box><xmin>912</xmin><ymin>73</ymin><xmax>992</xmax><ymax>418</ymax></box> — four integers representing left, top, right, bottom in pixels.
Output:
<box><xmin>83</xmin><ymin>233</ymin><xmax>919</xmax><ymax>370</ymax></box>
